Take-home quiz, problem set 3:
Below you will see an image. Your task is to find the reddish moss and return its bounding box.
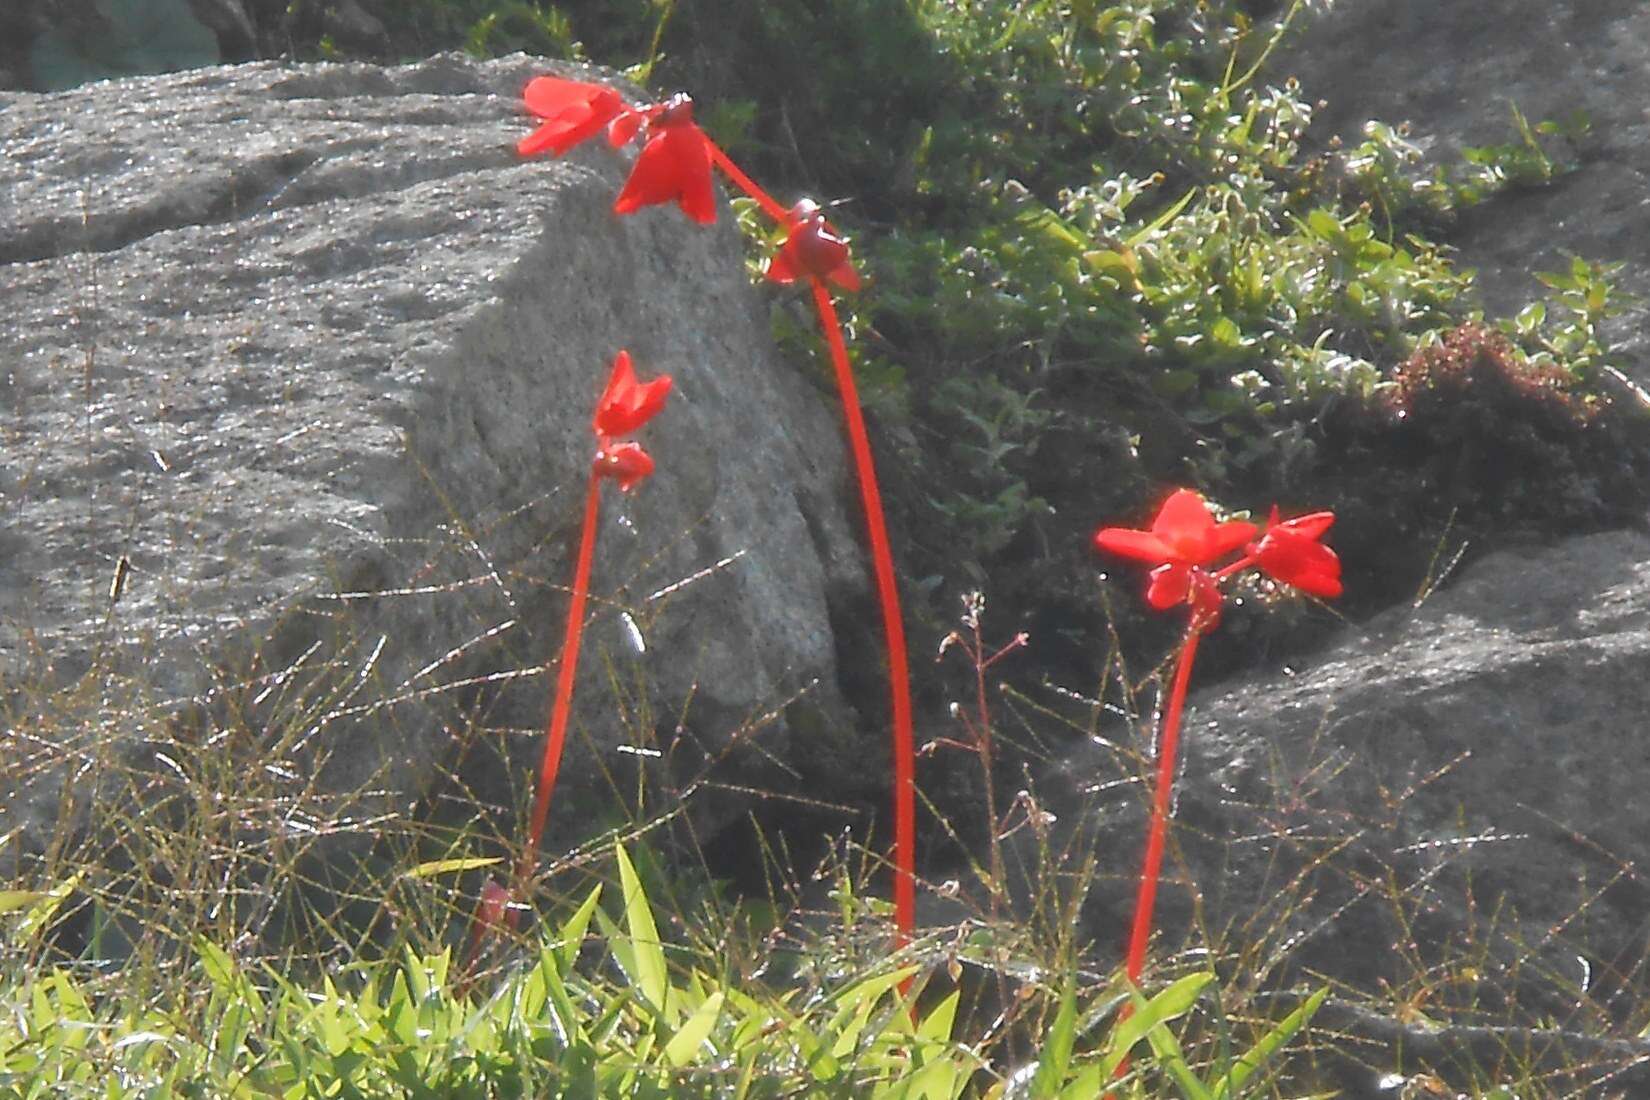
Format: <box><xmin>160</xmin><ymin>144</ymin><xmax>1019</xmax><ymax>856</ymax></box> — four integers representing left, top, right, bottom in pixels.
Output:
<box><xmin>1251</xmin><ymin>323</ymin><xmax>1650</xmax><ymax>621</ymax></box>
<box><xmin>1387</xmin><ymin>324</ymin><xmax>1592</xmax><ymax>425</ymax></box>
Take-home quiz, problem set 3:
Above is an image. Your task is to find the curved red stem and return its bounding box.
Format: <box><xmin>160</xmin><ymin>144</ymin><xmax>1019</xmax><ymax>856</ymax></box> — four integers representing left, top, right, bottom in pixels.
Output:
<box><xmin>519</xmin><ymin>473</ymin><xmax>603</xmax><ymax>886</ymax></box>
<box><xmin>811</xmin><ymin>280</ymin><xmax>916</xmax><ymax>945</ymax></box>
<box><xmin>706</xmin><ymin>140</ymin><xmax>789</xmax><ymax>223</ymax></box>
<box><xmin>1123</xmin><ymin>625</ymin><xmax>1203</xmax><ymax>980</ymax></box>
<box><xmin>1107</xmin><ymin>621</ymin><xmax>1206</xmax><ymax>1095</ymax></box>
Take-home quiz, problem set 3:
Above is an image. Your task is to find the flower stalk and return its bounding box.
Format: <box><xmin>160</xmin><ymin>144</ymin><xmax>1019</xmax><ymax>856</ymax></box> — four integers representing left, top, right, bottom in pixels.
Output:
<box><xmin>812</xmin><ymin>281</ymin><xmax>916</xmax><ymax>944</ymax></box>
<box><xmin>706</xmin><ymin>140</ymin><xmax>789</xmax><ymax>222</ymax></box>
<box><xmin>519</xmin><ymin>473</ymin><xmax>602</xmax><ymax>884</ymax></box>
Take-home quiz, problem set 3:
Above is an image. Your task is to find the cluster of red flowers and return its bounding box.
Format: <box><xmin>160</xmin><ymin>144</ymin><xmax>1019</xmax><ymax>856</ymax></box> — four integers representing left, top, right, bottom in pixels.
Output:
<box><xmin>517</xmin><ymin>75</ymin><xmax>862</xmax><ymax>286</ymax></box>
<box><xmin>1094</xmin><ymin>488</ymin><xmax>1341</xmax><ymax>630</ymax></box>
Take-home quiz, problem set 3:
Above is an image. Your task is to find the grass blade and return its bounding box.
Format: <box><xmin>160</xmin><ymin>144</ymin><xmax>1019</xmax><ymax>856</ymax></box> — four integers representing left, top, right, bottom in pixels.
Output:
<box><xmin>616</xmin><ymin>844</ymin><xmax>670</xmax><ymax>1018</ymax></box>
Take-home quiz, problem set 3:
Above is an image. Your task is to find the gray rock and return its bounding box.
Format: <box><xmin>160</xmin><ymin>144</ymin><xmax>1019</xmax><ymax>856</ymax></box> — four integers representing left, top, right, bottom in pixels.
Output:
<box><xmin>28</xmin><ymin>0</ymin><xmax>222</xmax><ymax>91</ymax></box>
<box><xmin>0</xmin><ymin>55</ymin><xmax>870</xmax><ymax>867</ymax></box>
<box><xmin>1030</xmin><ymin>529</ymin><xmax>1650</xmax><ymax>1017</ymax></box>
<box><xmin>1276</xmin><ymin>0</ymin><xmax>1650</xmax><ymax>377</ymax></box>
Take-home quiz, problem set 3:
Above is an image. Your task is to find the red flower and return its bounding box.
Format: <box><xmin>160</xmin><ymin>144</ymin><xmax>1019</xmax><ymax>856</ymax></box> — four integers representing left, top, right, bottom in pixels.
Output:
<box><xmin>1249</xmin><ymin>508</ymin><xmax>1342</xmax><ymax>598</ymax></box>
<box><xmin>612</xmin><ymin>94</ymin><xmax>717</xmax><ymax>225</ymax></box>
<box><xmin>592</xmin><ymin>350</ymin><xmax>673</xmax><ymax>439</ymax></box>
<box><xmin>1094</xmin><ymin>489</ymin><xmax>1257</xmax><ymax>611</ymax></box>
<box><xmin>594</xmin><ymin>440</ymin><xmax>655</xmax><ymax>491</ymax></box>
<box><xmin>517</xmin><ymin>76</ymin><xmax>626</xmax><ymax>158</ymax></box>
<box><xmin>766</xmin><ymin>200</ymin><xmax>861</xmax><ymax>291</ymax></box>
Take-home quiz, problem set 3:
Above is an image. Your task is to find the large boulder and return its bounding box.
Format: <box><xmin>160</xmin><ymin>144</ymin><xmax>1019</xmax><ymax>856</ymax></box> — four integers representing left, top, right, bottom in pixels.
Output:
<box><xmin>0</xmin><ymin>55</ymin><xmax>872</xmax><ymax>870</ymax></box>
<box><xmin>1278</xmin><ymin>0</ymin><xmax>1650</xmax><ymax>371</ymax></box>
<box><xmin>1027</xmin><ymin>530</ymin><xmax>1650</xmax><ymax>1071</ymax></box>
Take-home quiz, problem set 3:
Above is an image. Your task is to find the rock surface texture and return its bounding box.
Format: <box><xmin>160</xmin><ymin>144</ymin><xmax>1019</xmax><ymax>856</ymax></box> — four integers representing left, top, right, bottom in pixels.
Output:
<box><xmin>0</xmin><ymin>55</ymin><xmax>869</xmax><ymax>862</ymax></box>
<box><xmin>1279</xmin><ymin>0</ymin><xmax>1650</xmax><ymax>375</ymax></box>
<box><xmin>1031</xmin><ymin>531</ymin><xmax>1650</xmax><ymax>1086</ymax></box>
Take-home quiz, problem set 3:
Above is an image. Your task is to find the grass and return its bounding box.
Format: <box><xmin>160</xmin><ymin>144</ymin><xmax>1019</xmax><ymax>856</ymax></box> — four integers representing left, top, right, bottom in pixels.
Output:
<box><xmin>4</xmin><ymin>561</ymin><xmax>1648</xmax><ymax>1097</ymax></box>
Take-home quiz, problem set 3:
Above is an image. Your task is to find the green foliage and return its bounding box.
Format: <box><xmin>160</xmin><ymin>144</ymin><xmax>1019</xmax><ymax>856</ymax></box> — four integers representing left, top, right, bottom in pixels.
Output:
<box><xmin>463</xmin><ymin>2</ymin><xmax>581</xmax><ymax>60</ymax></box>
<box><xmin>1451</xmin><ymin>104</ymin><xmax>1587</xmax><ymax>205</ymax></box>
<box><xmin>1334</xmin><ymin>105</ymin><xmax>1589</xmax><ymax>232</ymax></box>
<box><xmin>1511</xmin><ymin>254</ymin><xmax>1629</xmax><ymax>383</ymax></box>
<box><xmin>0</xmin><ymin>845</ymin><xmax>1336</xmax><ymax>1097</ymax></box>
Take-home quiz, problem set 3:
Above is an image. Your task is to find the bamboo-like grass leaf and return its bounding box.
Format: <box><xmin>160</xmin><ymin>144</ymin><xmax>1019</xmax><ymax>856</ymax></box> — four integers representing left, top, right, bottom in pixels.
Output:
<box><xmin>1211</xmin><ymin>986</ymin><xmax>1327</xmax><ymax>1099</ymax></box>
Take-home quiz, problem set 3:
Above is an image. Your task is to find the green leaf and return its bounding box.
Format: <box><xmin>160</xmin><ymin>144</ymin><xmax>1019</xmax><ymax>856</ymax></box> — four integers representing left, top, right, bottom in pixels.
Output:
<box><xmin>13</xmin><ymin>873</ymin><xmax>81</xmax><ymax>945</ymax></box>
<box><xmin>1126</xmin><ymin>187</ymin><xmax>1198</xmax><ymax>248</ymax></box>
<box><xmin>615</xmin><ymin>844</ymin><xmax>670</xmax><ymax>1019</ymax></box>
<box><xmin>1211</xmin><ymin>987</ymin><xmax>1327</xmax><ymax>1099</ymax></box>
<box><xmin>1140</xmin><ymin>1004</ymin><xmax>1215</xmax><ymax>1100</ymax></box>
<box><xmin>0</xmin><ymin>890</ymin><xmax>48</xmax><ymax>913</ymax></box>
<box><xmin>1028</xmin><ymin>972</ymin><xmax>1078</xmax><ymax>1098</ymax></box>
<box><xmin>402</xmin><ymin>857</ymin><xmax>502</xmax><ymax>879</ymax></box>
<box><xmin>1100</xmin><ymin>973</ymin><xmax>1214</xmax><ymax>1079</ymax></box>
<box><xmin>918</xmin><ymin>989</ymin><xmax>961</xmax><ymax>1043</ymax></box>
<box><xmin>662</xmin><ymin>990</ymin><xmax>723</xmax><ymax>1067</ymax></box>
<box><xmin>824</xmin><ymin>966</ymin><xmax>919</xmax><ymax>1057</ymax></box>
<box><xmin>1304</xmin><ymin>208</ymin><xmax>1343</xmax><ymax>240</ymax></box>
<box><xmin>558</xmin><ymin>884</ymin><xmax>603</xmax><ymax>974</ymax></box>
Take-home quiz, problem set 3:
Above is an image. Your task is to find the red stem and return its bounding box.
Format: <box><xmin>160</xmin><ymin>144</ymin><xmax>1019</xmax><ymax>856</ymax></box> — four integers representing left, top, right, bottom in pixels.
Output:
<box><xmin>1107</xmin><ymin>621</ymin><xmax>1206</xmax><ymax>1095</ymax></box>
<box><xmin>706</xmin><ymin>140</ymin><xmax>789</xmax><ymax>224</ymax></box>
<box><xmin>519</xmin><ymin>473</ymin><xmax>603</xmax><ymax>886</ymax></box>
<box><xmin>811</xmin><ymin>280</ymin><xmax>916</xmax><ymax>945</ymax></box>
<box><xmin>1122</xmin><ymin>625</ymin><xmax>1203</xmax><ymax>980</ymax></box>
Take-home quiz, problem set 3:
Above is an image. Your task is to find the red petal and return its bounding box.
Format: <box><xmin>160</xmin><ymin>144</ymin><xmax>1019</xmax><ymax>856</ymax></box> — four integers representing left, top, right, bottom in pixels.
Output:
<box><xmin>518</xmin><ymin>80</ymin><xmax>623</xmax><ymax>158</ymax></box>
<box><xmin>1094</xmin><ymin>527</ymin><xmax>1173</xmax><ymax>564</ymax></box>
<box><xmin>1146</xmin><ymin>563</ymin><xmax>1191</xmax><ymax>609</ymax></box>
<box><xmin>1299</xmin><ymin>570</ymin><xmax>1343</xmax><ymax>598</ymax></box>
<box><xmin>594</xmin><ymin>350</ymin><xmax>637</xmax><ymax>429</ymax></box>
<box><xmin>1255</xmin><ymin>532</ymin><xmax>1342</xmax><ymax>599</ymax></box>
<box><xmin>677</xmin><ymin>157</ymin><xmax>718</xmax><ymax>224</ymax></box>
<box><xmin>827</xmin><ymin>261</ymin><xmax>862</xmax><ymax>291</ymax></box>
<box><xmin>766</xmin><ymin>247</ymin><xmax>802</xmax><ymax>284</ymax></box>
<box><xmin>522</xmin><ymin>76</ymin><xmax>598</xmax><ymax>119</ymax></box>
<box><xmin>612</xmin><ymin>130</ymin><xmax>687</xmax><ymax>215</ymax></box>
<box><xmin>1279</xmin><ymin>511</ymin><xmax>1336</xmax><ymax>540</ymax></box>
<box><xmin>1207</xmin><ymin>520</ymin><xmax>1259</xmax><ymax>560</ymax></box>
<box><xmin>1151</xmin><ymin>489</ymin><xmax>1216</xmax><ymax>542</ymax></box>
<box><xmin>613</xmin><ymin>124</ymin><xmax>716</xmax><ymax>222</ymax></box>
<box><xmin>593</xmin><ymin>351</ymin><xmax>672</xmax><ymax>438</ymax></box>
<box><xmin>516</xmin><ymin>121</ymin><xmax>563</xmax><ymax>158</ymax></box>
<box><xmin>595</xmin><ymin>441</ymin><xmax>656</xmax><ymax>490</ymax></box>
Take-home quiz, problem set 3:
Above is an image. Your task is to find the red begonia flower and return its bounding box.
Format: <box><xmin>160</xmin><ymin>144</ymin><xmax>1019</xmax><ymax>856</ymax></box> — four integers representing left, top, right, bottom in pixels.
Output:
<box><xmin>1249</xmin><ymin>507</ymin><xmax>1342</xmax><ymax>598</ymax></box>
<box><xmin>592</xmin><ymin>350</ymin><xmax>673</xmax><ymax>439</ymax></box>
<box><xmin>612</xmin><ymin>94</ymin><xmax>717</xmax><ymax>224</ymax></box>
<box><xmin>1095</xmin><ymin>489</ymin><xmax>1255</xmax><ymax>617</ymax></box>
<box><xmin>767</xmin><ymin>199</ymin><xmax>861</xmax><ymax>291</ymax></box>
<box><xmin>594</xmin><ymin>440</ymin><xmax>655</xmax><ymax>491</ymax></box>
<box><xmin>517</xmin><ymin>76</ymin><xmax>627</xmax><ymax>158</ymax></box>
